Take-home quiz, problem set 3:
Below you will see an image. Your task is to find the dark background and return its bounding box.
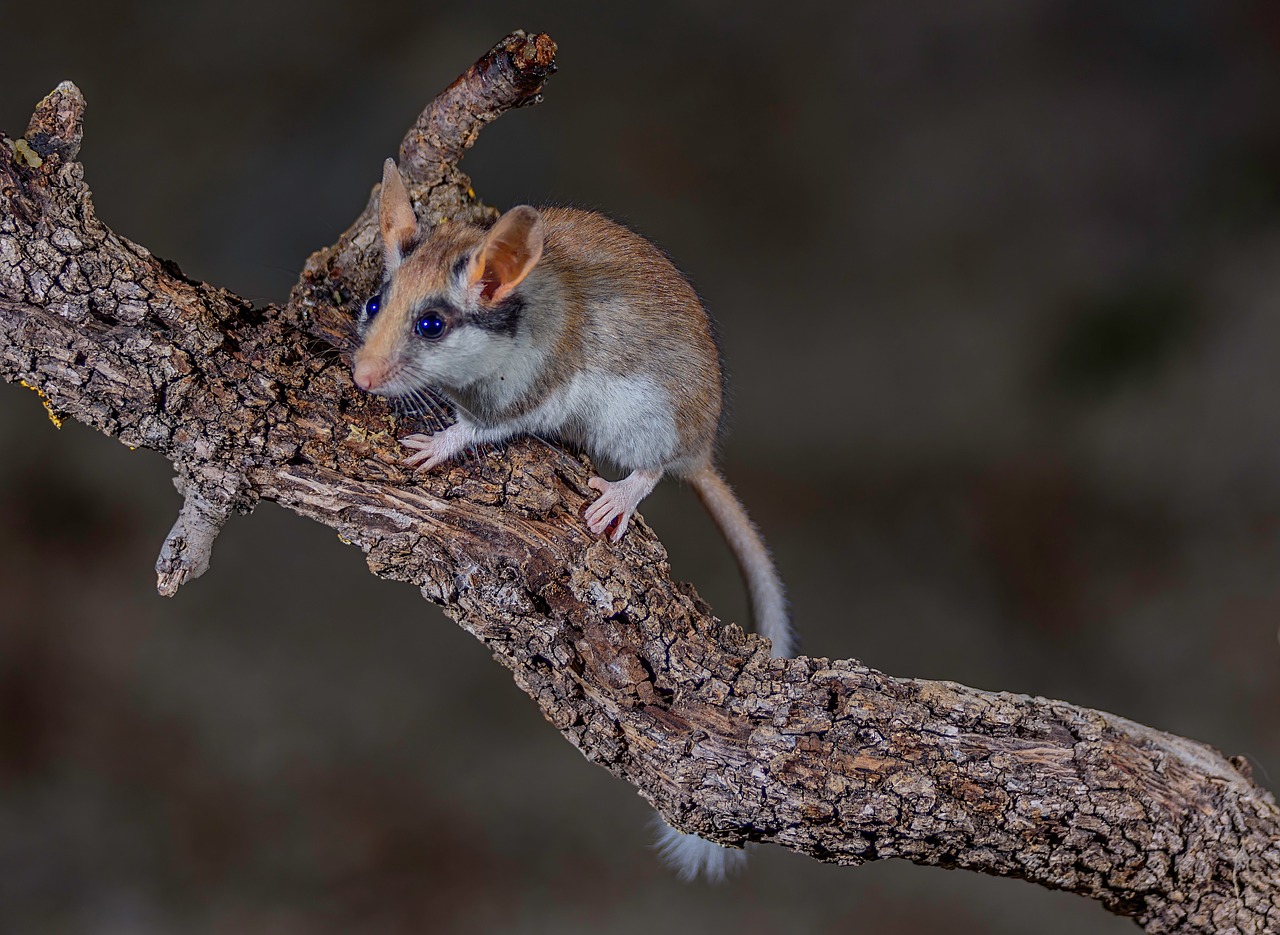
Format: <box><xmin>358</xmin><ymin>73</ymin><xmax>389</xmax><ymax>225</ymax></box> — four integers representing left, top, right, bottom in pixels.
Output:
<box><xmin>3</xmin><ymin>2</ymin><xmax>1280</xmax><ymax>933</ymax></box>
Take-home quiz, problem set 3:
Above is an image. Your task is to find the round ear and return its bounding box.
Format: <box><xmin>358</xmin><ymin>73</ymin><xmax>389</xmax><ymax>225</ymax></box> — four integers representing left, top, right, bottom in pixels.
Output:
<box><xmin>468</xmin><ymin>206</ymin><xmax>544</xmax><ymax>303</ymax></box>
<box><xmin>379</xmin><ymin>159</ymin><xmax>419</xmax><ymax>273</ymax></box>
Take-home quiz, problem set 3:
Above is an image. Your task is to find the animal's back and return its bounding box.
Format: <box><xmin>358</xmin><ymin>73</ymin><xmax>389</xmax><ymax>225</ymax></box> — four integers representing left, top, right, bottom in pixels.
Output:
<box><xmin>538</xmin><ymin>208</ymin><xmax>724</xmax><ymax>471</ymax></box>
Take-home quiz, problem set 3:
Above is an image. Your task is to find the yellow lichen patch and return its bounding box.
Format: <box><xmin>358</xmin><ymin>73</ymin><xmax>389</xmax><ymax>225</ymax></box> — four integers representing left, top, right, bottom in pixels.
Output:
<box><xmin>13</xmin><ymin>139</ymin><xmax>44</xmax><ymax>169</ymax></box>
<box><xmin>344</xmin><ymin>423</ymin><xmax>390</xmax><ymax>446</ymax></box>
<box><xmin>337</xmin><ymin>533</ymin><xmax>354</xmax><ymax>545</ymax></box>
<box><xmin>467</xmin><ymin>187</ymin><xmax>475</xmax><ymax>199</ymax></box>
<box><xmin>19</xmin><ymin>380</ymin><xmax>62</xmax><ymax>428</ymax></box>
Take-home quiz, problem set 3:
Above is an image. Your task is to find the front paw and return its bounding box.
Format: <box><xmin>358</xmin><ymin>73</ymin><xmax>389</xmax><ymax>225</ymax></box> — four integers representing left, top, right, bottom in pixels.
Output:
<box><xmin>400</xmin><ymin>430</ymin><xmax>462</xmax><ymax>472</ymax></box>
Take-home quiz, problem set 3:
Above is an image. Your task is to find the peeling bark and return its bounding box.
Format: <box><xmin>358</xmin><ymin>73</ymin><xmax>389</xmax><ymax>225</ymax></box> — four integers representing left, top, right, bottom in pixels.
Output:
<box><xmin>1</xmin><ymin>33</ymin><xmax>1277</xmax><ymax>934</ymax></box>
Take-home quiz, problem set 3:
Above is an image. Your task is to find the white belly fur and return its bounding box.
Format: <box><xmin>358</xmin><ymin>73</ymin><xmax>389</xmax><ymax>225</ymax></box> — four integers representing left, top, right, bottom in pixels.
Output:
<box><xmin>504</xmin><ymin>370</ymin><xmax>679</xmax><ymax>472</ymax></box>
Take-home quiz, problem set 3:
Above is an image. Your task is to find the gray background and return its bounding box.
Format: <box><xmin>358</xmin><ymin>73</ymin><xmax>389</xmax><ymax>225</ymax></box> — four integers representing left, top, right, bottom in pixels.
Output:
<box><xmin>3</xmin><ymin>2</ymin><xmax>1279</xmax><ymax>933</ymax></box>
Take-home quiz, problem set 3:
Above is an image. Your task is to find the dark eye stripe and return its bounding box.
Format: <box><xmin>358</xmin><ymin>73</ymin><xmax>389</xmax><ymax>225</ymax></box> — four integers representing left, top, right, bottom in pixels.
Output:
<box><xmin>472</xmin><ymin>294</ymin><xmax>524</xmax><ymax>337</ymax></box>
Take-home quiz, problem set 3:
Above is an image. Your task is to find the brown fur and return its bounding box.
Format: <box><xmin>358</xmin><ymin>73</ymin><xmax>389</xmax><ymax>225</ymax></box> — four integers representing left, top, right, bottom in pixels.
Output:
<box><xmin>537</xmin><ymin>208</ymin><xmax>723</xmax><ymax>471</ymax></box>
<box><xmin>358</xmin><ymin>204</ymin><xmax>724</xmax><ymax>473</ymax></box>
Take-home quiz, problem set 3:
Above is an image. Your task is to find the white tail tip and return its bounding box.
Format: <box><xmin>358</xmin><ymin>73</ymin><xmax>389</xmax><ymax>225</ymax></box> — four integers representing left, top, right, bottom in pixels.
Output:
<box><xmin>654</xmin><ymin>821</ymin><xmax>748</xmax><ymax>883</ymax></box>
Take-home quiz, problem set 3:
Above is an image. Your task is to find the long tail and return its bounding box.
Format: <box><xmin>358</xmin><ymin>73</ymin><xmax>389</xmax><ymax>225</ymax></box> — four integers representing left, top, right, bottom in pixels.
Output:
<box><xmin>655</xmin><ymin>465</ymin><xmax>793</xmax><ymax>883</ymax></box>
<box><xmin>654</xmin><ymin>819</ymin><xmax>748</xmax><ymax>883</ymax></box>
<box><xmin>689</xmin><ymin>465</ymin><xmax>794</xmax><ymax>658</ymax></box>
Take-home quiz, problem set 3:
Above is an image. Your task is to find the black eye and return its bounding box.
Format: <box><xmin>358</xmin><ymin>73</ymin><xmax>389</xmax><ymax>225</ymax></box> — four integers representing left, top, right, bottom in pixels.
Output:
<box><xmin>416</xmin><ymin>315</ymin><xmax>447</xmax><ymax>340</ymax></box>
<box><xmin>364</xmin><ymin>293</ymin><xmax>382</xmax><ymax>318</ymax></box>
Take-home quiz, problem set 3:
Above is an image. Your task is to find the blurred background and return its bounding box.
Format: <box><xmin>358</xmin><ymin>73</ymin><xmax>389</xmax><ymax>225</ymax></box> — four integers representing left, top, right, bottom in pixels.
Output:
<box><xmin>3</xmin><ymin>2</ymin><xmax>1280</xmax><ymax>932</ymax></box>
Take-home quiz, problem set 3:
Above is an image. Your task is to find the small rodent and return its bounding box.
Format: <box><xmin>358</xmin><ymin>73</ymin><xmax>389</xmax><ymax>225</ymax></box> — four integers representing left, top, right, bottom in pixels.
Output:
<box><xmin>352</xmin><ymin>159</ymin><xmax>793</xmax><ymax>880</ymax></box>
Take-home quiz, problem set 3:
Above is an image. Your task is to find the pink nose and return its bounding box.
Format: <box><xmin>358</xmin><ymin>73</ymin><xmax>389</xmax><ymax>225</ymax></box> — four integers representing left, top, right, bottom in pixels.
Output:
<box><xmin>352</xmin><ymin>358</ymin><xmax>384</xmax><ymax>392</ymax></box>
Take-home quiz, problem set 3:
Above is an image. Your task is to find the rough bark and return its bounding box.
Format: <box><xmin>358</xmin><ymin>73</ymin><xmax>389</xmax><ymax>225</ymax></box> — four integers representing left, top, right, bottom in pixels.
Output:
<box><xmin>1</xmin><ymin>32</ymin><xmax>1277</xmax><ymax>934</ymax></box>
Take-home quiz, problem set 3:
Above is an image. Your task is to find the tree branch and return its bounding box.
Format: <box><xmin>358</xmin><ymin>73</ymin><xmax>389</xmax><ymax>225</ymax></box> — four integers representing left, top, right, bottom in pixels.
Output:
<box><xmin>2</xmin><ymin>33</ymin><xmax>1277</xmax><ymax>934</ymax></box>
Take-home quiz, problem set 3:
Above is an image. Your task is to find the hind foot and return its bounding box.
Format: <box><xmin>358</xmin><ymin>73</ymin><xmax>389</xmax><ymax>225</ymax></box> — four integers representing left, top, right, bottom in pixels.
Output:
<box><xmin>584</xmin><ymin>469</ymin><xmax>662</xmax><ymax>542</ymax></box>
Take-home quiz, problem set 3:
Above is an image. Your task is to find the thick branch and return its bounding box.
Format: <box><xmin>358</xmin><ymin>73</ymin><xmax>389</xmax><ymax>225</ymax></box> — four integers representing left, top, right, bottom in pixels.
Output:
<box><xmin>1</xmin><ymin>36</ymin><xmax>1277</xmax><ymax>934</ymax></box>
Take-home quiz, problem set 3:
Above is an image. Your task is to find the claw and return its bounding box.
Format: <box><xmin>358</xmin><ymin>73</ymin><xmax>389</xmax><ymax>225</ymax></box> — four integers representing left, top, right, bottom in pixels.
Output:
<box><xmin>583</xmin><ymin>469</ymin><xmax>662</xmax><ymax>542</ymax></box>
<box><xmin>398</xmin><ymin>425</ymin><xmax>472</xmax><ymax>472</ymax></box>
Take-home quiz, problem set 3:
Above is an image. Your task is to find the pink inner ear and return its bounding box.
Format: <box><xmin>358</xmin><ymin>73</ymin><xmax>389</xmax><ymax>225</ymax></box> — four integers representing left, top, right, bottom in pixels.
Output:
<box><xmin>472</xmin><ymin>207</ymin><xmax>543</xmax><ymax>303</ymax></box>
<box><xmin>477</xmin><ymin>260</ymin><xmax>504</xmax><ymax>302</ymax></box>
<box><xmin>477</xmin><ymin>241</ymin><xmax>524</xmax><ymax>302</ymax></box>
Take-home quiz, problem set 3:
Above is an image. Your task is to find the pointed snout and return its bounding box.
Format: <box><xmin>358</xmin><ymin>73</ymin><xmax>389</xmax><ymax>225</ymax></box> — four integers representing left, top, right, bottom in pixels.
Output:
<box><xmin>352</xmin><ymin>355</ymin><xmax>388</xmax><ymax>393</ymax></box>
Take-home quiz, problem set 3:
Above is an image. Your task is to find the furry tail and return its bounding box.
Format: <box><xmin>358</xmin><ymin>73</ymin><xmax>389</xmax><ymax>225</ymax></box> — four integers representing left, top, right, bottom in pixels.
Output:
<box><xmin>654</xmin><ymin>820</ymin><xmax>748</xmax><ymax>883</ymax></box>
<box><xmin>653</xmin><ymin>467</ymin><xmax>790</xmax><ymax>883</ymax></box>
<box><xmin>689</xmin><ymin>465</ymin><xmax>794</xmax><ymax>658</ymax></box>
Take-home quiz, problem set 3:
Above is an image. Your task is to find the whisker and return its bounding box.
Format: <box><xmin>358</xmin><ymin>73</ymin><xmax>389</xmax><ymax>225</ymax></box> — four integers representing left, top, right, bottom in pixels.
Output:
<box><xmin>402</xmin><ymin>375</ymin><xmax>454</xmax><ymax>429</ymax></box>
<box><xmin>391</xmin><ymin>385</ymin><xmax>446</xmax><ymax>438</ymax></box>
<box><xmin>406</xmin><ymin>388</ymin><xmax>449</xmax><ymax>433</ymax></box>
<box><xmin>424</xmin><ymin>393</ymin><xmax>452</xmax><ymax>429</ymax></box>
<box><xmin>398</xmin><ymin>391</ymin><xmax>426</xmax><ymax>425</ymax></box>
